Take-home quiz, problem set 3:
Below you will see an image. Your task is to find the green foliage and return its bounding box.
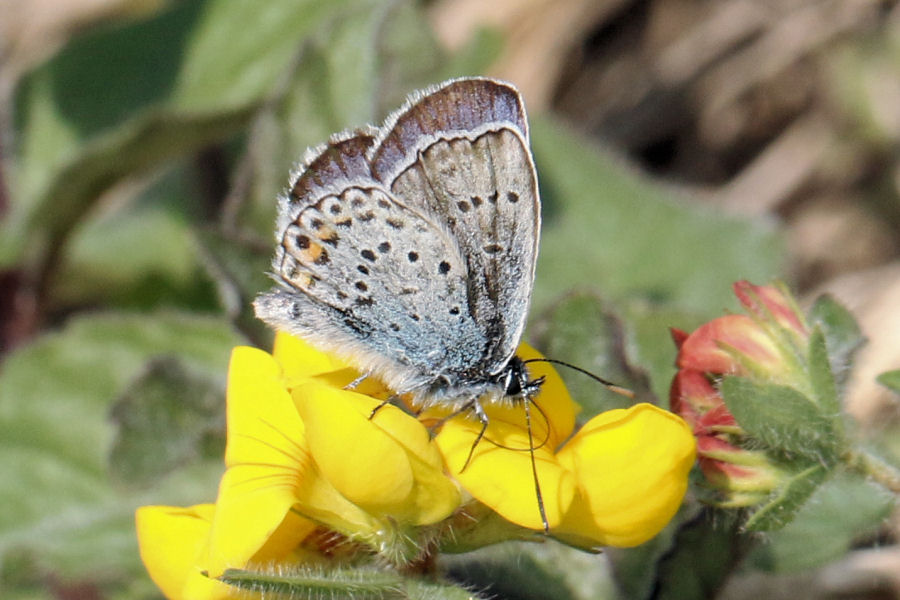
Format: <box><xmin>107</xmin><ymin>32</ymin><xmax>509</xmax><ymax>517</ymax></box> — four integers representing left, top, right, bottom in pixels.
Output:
<box><xmin>749</xmin><ymin>472</ymin><xmax>895</xmax><ymax>571</ymax></box>
<box><xmin>0</xmin><ymin>313</ymin><xmax>238</xmax><ymax>584</ymax></box>
<box><xmin>807</xmin><ymin>294</ymin><xmax>865</xmax><ymax>387</ymax></box>
<box><xmin>720</xmin><ymin>378</ymin><xmax>842</xmax><ymax>463</ymax></box>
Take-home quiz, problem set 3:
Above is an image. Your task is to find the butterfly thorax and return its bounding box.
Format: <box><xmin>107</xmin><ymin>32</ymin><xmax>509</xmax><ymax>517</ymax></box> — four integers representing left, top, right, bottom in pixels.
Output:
<box><xmin>417</xmin><ymin>355</ymin><xmax>544</xmax><ymax>410</ymax></box>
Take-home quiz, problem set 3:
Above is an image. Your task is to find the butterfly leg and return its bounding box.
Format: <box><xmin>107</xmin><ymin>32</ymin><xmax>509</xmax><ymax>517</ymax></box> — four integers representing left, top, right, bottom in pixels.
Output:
<box><xmin>368</xmin><ymin>394</ymin><xmax>403</xmax><ymax>420</ymax></box>
<box><xmin>344</xmin><ymin>373</ymin><xmax>369</xmax><ymax>390</ymax></box>
<box><xmin>460</xmin><ymin>401</ymin><xmax>490</xmax><ymax>473</ymax></box>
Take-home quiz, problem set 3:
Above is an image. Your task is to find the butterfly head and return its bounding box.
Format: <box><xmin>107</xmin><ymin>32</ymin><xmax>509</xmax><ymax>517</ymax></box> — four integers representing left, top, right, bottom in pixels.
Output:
<box><xmin>498</xmin><ymin>355</ymin><xmax>545</xmax><ymax>401</ymax></box>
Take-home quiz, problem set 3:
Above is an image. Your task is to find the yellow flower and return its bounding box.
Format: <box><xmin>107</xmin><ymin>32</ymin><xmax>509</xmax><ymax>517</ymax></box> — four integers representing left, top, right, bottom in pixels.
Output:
<box><xmin>137</xmin><ymin>332</ymin><xmax>696</xmax><ymax>598</ymax></box>
<box><xmin>136</xmin><ymin>334</ymin><xmax>461</xmax><ymax>598</ymax></box>
<box><xmin>433</xmin><ymin>344</ymin><xmax>696</xmax><ymax>547</ymax></box>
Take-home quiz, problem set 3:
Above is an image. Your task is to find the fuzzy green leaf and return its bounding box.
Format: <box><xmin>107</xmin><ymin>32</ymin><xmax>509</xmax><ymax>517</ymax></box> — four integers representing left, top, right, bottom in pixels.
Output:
<box><xmin>744</xmin><ymin>462</ymin><xmax>828</xmax><ymax>531</ymax></box>
<box><xmin>720</xmin><ymin>377</ymin><xmax>841</xmax><ymax>462</ymax></box>
<box><xmin>218</xmin><ymin>567</ymin><xmax>405</xmax><ymax>599</ymax></box>
<box><xmin>0</xmin><ymin>313</ymin><xmax>239</xmax><ymax>578</ymax></box>
<box><xmin>807</xmin><ymin>326</ymin><xmax>841</xmax><ymax>415</ymax></box>
<box><xmin>807</xmin><ymin>294</ymin><xmax>864</xmax><ymax>387</ymax></box>
<box><xmin>531</xmin><ymin>292</ymin><xmax>648</xmax><ymax>414</ymax></box>
<box><xmin>108</xmin><ymin>358</ymin><xmax>226</xmax><ymax>487</ymax></box>
<box><xmin>633</xmin><ymin>508</ymin><xmax>752</xmax><ymax>600</ymax></box>
<box><xmin>531</xmin><ymin>117</ymin><xmax>781</xmax><ymax>316</ymax></box>
<box><xmin>443</xmin><ymin>541</ymin><xmax>616</xmax><ymax>600</ymax></box>
<box><xmin>749</xmin><ymin>472</ymin><xmax>895</xmax><ymax>570</ymax></box>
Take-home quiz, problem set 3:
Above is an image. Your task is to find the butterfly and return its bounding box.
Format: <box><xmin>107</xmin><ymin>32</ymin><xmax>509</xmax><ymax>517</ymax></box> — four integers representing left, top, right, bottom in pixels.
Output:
<box><xmin>254</xmin><ymin>76</ymin><xmax>551</xmax><ymax>525</ymax></box>
<box><xmin>255</xmin><ymin>76</ymin><xmax>542</xmax><ymax>410</ymax></box>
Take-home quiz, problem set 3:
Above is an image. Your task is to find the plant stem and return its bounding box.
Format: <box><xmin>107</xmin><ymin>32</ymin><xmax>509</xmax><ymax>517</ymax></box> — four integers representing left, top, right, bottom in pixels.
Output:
<box><xmin>846</xmin><ymin>448</ymin><xmax>900</xmax><ymax>493</ymax></box>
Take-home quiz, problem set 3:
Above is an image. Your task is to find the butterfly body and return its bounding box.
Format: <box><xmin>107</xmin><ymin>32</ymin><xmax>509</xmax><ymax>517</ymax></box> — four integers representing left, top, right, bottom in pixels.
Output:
<box><xmin>254</xmin><ymin>77</ymin><xmax>541</xmax><ymax>412</ymax></box>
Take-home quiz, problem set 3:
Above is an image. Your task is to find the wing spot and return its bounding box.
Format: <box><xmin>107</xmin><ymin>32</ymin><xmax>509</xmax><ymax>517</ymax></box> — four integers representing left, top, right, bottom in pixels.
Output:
<box><xmin>357</xmin><ymin>265</ymin><xmax>369</xmax><ymax>275</ymax></box>
<box><xmin>449</xmin><ymin>306</ymin><xmax>460</xmax><ymax>315</ymax></box>
<box><xmin>314</xmin><ymin>249</ymin><xmax>330</xmax><ymax>265</ymax></box>
<box><xmin>507</xmin><ymin>191</ymin><xmax>519</xmax><ymax>203</ymax></box>
<box><xmin>410</xmin><ymin>313</ymin><xmax>420</xmax><ymax>321</ymax></box>
<box><xmin>400</xmin><ymin>287</ymin><xmax>417</xmax><ymax>295</ymax></box>
<box><xmin>386</xmin><ymin>218</ymin><xmax>404</xmax><ymax>229</ymax></box>
<box><xmin>321</xmin><ymin>232</ymin><xmax>340</xmax><ymax>247</ymax></box>
<box><xmin>488</xmin><ymin>191</ymin><xmax>499</xmax><ymax>204</ymax></box>
<box><xmin>336</xmin><ymin>291</ymin><xmax>348</xmax><ymax>300</ymax></box>
<box><xmin>290</xmin><ymin>303</ymin><xmax>302</xmax><ymax>319</ymax></box>
<box><xmin>329</xmin><ymin>203</ymin><xmax>342</xmax><ymax>214</ymax></box>
<box><xmin>361</xmin><ymin>249</ymin><xmax>376</xmax><ymax>262</ymax></box>
<box><xmin>336</xmin><ymin>218</ymin><xmax>353</xmax><ymax>228</ymax></box>
<box><xmin>377</xmin><ymin>199</ymin><xmax>391</xmax><ymax>210</ymax></box>
<box><xmin>389</xmin><ymin>323</ymin><xmax>401</xmax><ymax>332</ymax></box>
<box><xmin>351</xmin><ymin>196</ymin><xmax>365</xmax><ymax>208</ymax></box>
<box><xmin>378</xmin><ymin>241</ymin><xmax>391</xmax><ymax>253</ymax></box>
<box><xmin>355</xmin><ymin>281</ymin><xmax>368</xmax><ymax>292</ymax></box>
<box><xmin>311</xmin><ymin>218</ymin><xmax>324</xmax><ymax>230</ymax></box>
<box><xmin>438</xmin><ymin>261</ymin><xmax>451</xmax><ymax>275</ymax></box>
<box><xmin>471</xmin><ymin>195</ymin><xmax>483</xmax><ymax>207</ymax></box>
<box><xmin>296</xmin><ymin>235</ymin><xmax>311</xmax><ymax>249</ymax></box>
<box><xmin>355</xmin><ymin>296</ymin><xmax>374</xmax><ymax>306</ymax></box>
<box><xmin>484</xmin><ymin>243</ymin><xmax>503</xmax><ymax>254</ymax></box>
<box><xmin>360</xmin><ymin>211</ymin><xmax>376</xmax><ymax>222</ymax></box>
<box><xmin>457</xmin><ymin>200</ymin><xmax>470</xmax><ymax>213</ymax></box>
<box><xmin>408</xmin><ymin>251</ymin><xmax>419</xmax><ymax>263</ymax></box>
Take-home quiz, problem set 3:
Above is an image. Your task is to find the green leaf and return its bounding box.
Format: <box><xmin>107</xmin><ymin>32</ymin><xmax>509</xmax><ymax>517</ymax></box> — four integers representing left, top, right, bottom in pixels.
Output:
<box><xmin>618</xmin><ymin>507</ymin><xmax>753</xmax><ymax>600</ymax></box>
<box><xmin>531</xmin><ymin>116</ymin><xmax>782</xmax><ymax>316</ymax></box>
<box><xmin>53</xmin><ymin>166</ymin><xmax>218</xmax><ymax>312</ymax></box>
<box><xmin>807</xmin><ymin>294</ymin><xmax>864</xmax><ymax>386</ymax></box>
<box><xmin>218</xmin><ymin>566</ymin><xmax>405</xmax><ymax>599</ymax></box>
<box><xmin>623</xmin><ymin>303</ymin><xmax>707</xmax><ymax>405</ymax></box>
<box><xmin>443</xmin><ymin>540</ymin><xmax>617</xmax><ymax>600</ymax></box>
<box><xmin>749</xmin><ymin>471</ymin><xmax>895</xmax><ymax>570</ymax></box>
<box><xmin>0</xmin><ymin>312</ymin><xmax>240</xmax><ymax>579</ymax></box>
<box><xmin>6</xmin><ymin>0</ymin><xmax>363</xmax><ymax>281</ymax></box>
<box><xmin>876</xmin><ymin>369</ymin><xmax>900</xmax><ymax>394</ymax></box>
<box><xmin>194</xmin><ymin>227</ymin><xmax>274</xmax><ymax>344</ymax></box>
<box><xmin>109</xmin><ymin>357</ymin><xmax>226</xmax><ymax>487</ymax></box>
<box><xmin>807</xmin><ymin>326</ymin><xmax>841</xmax><ymax>415</ymax></box>
<box><xmin>720</xmin><ymin>378</ymin><xmax>841</xmax><ymax>462</ymax></box>
<box><xmin>531</xmin><ymin>292</ymin><xmax>649</xmax><ymax>415</ymax></box>
<box><xmin>744</xmin><ymin>462</ymin><xmax>828</xmax><ymax>531</ymax></box>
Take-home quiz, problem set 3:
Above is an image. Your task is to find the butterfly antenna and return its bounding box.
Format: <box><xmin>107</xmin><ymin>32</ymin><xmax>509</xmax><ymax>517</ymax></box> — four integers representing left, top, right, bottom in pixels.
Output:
<box><xmin>522</xmin><ymin>358</ymin><xmax>635</xmax><ymax>398</ymax></box>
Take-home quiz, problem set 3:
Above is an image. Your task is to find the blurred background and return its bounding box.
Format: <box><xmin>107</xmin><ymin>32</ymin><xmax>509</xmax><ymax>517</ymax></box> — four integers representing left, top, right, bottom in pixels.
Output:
<box><xmin>1</xmin><ymin>0</ymin><xmax>899</xmax><ymax>598</ymax></box>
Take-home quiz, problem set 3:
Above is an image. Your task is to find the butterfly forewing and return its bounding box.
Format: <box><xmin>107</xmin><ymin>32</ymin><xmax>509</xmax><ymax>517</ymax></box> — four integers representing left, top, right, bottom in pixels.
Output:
<box><xmin>369</xmin><ymin>79</ymin><xmax>539</xmax><ymax>376</ymax></box>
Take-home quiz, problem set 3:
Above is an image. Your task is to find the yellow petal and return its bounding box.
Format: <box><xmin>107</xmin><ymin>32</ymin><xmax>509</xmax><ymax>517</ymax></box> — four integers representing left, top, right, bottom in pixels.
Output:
<box><xmin>135</xmin><ymin>504</ymin><xmax>231</xmax><ymax>600</ymax></box>
<box><xmin>224</xmin><ymin>346</ymin><xmax>308</xmax><ymax>469</ymax></box>
<box><xmin>272</xmin><ymin>331</ymin><xmax>349</xmax><ymax>380</ymax></box>
<box><xmin>226</xmin><ymin>345</ymin><xmax>402</xmax><ymax>543</ymax></box>
<box><xmin>205</xmin><ymin>466</ymin><xmax>317</xmax><ymax>576</ymax></box>
<box><xmin>435</xmin><ymin>413</ymin><xmax>577</xmax><ymax>530</ymax></box>
<box><xmin>296</xmin><ymin>381</ymin><xmax>460</xmax><ymax>525</ymax></box>
<box><xmin>555</xmin><ymin>404</ymin><xmax>695</xmax><ymax>547</ymax></box>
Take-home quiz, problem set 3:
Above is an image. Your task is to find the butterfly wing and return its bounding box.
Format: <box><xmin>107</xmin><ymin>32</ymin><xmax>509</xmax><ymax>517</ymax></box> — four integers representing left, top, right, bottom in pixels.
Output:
<box><xmin>369</xmin><ymin>78</ymin><xmax>540</xmax><ymax>375</ymax></box>
<box><xmin>255</xmin><ymin>132</ymin><xmax>492</xmax><ymax>396</ymax></box>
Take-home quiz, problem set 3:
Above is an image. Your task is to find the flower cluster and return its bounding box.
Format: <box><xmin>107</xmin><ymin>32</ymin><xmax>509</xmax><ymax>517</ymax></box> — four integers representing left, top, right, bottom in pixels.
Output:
<box><xmin>670</xmin><ymin>280</ymin><xmax>841</xmax><ymax>510</ymax></box>
<box><xmin>137</xmin><ymin>333</ymin><xmax>695</xmax><ymax>598</ymax></box>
